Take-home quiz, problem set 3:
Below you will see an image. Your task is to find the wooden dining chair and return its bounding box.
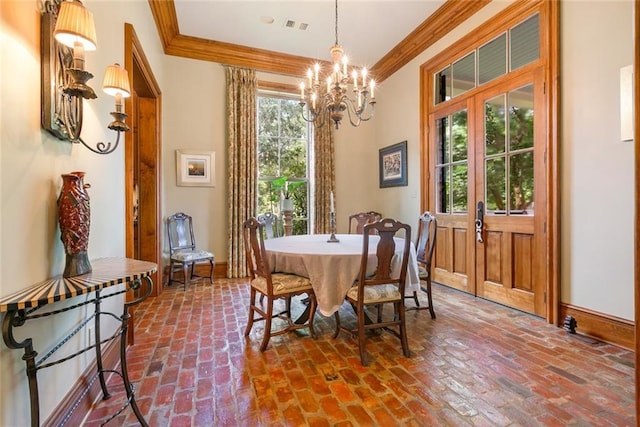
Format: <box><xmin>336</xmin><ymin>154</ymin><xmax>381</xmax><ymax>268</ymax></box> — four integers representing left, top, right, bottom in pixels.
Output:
<box><xmin>406</xmin><ymin>211</ymin><xmax>437</xmax><ymax>318</ymax></box>
<box><xmin>348</xmin><ymin>211</ymin><xmax>379</xmax><ymax>234</ymax></box>
<box><xmin>257</xmin><ymin>212</ymin><xmax>282</xmax><ymax>239</ymax></box>
<box><xmin>166</xmin><ymin>212</ymin><xmax>215</xmax><ymax>290</ymax></box>
<box><xmin>333</xmin><ymin>218</ymin><xmax>412</xmax><ymax>366</ymax></box>
<box><xmin>243</xmin><ymin>217</ymin><xmax>317</xmax><ymax>351</ymax></box>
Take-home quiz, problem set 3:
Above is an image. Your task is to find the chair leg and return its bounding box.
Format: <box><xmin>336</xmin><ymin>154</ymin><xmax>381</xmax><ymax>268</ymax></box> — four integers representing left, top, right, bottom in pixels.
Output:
<box><xmin>332</xmin><ymin>311</ymin><xmax>341</xmax><ymax>338</ymax></box>
<box><xmin>260</xmin><ymin>297</ymin><xmax>274</xmax><ymax>352</ymax></box>
<box><xmin>307</xmin><ymin>294</ymin><xmax>317</xmax><ymax>339</ymax></box>
<box><xmin>208</xmin><ymin>259</ymin><xmax>214</xmax><ymax>284</ymax></box>
<box><xmin>425</xmin><ymin>278</ymin><xmax>436</xmax><ymax>319</ymax></box>
<box><xmin>412</xmin><ymin>291</ymin><xmax>420</xmax><ymax>307</ymax></box>
<box><xmin>398</xmin><ymin>301</ymin><xmax>410</xmax><ymax>358</ymax></box>
<box><xmin>244</xmin><ymin>288</ymin><xmax>256</xmax><ymax>336</ymax></box>
<box><xmin>286</xmin><ymin>296</ymin><xmax>292</xmax><ymax>319</ymax></box>
<box><xmin>168</xmin><ymin>261</ymin><xmax>175</xmax><ymax>286</ymax></box>
<box><xmin>183</xmin><ymin>263</ymin><xmax>189</xmax><ymax>291</ymax></box>
<box><xmin>357</xmin><ymin>304</ymin><xmax>368</xmax><ymax>366</ymax></box>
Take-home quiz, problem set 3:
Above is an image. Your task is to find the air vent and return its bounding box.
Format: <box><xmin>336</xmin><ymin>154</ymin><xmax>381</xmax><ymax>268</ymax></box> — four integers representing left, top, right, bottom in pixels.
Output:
<box><xmin>284</xmin><ymin>19</ymin><xmax>296</xmax><ymax>28</ymax></box>
<box><xmin>299</xmin><ymin>23</ymin><xmax>309</xmax><ymax>31</ymax></box>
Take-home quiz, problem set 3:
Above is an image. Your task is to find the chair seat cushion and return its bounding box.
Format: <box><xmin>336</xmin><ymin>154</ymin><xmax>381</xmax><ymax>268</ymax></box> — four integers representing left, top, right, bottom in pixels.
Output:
<box><xmin>251</xmin><ymin>273</ymin><xmax>313</xmax><ymax>296</ymax></box>
<box><xmin>346</xmin><ymin>284</ymin><xmax>401</xmax><ymax>303</ymax></box>
<box><xmin>418</xmin><ymin>265</ymin><xmax>429</xmax><ymax>279</ymax></box>
<box><xmin>171</xmin><ymin>249</ymin><xmax>214</xmax><ymax>262</ymax></box>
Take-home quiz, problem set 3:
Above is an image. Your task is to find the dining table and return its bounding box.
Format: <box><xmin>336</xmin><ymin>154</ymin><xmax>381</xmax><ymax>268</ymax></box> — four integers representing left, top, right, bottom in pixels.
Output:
<box><xmin>263</xmin><ymin>233</ymin><xmax>421</xmax><ymax>317</ymax></box>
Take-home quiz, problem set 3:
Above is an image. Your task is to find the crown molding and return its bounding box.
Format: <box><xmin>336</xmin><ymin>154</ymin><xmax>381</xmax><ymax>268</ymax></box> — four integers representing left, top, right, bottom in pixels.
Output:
<box><xmin>148</xmin><ymin>0</ymin><xmax>492</xmax><ymax>83</ymax></box>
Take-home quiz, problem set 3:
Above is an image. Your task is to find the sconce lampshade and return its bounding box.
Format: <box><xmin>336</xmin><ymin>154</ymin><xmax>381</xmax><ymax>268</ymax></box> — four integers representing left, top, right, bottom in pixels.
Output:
<box><xmin>53</xmin><ymin>0</ymin><xmax>97</xmax><ymax>51</ymax></box>
<box><xmin>102</xmin><ymin>64</ymin><xmax>131</xmax><ymax>98</ymax></box>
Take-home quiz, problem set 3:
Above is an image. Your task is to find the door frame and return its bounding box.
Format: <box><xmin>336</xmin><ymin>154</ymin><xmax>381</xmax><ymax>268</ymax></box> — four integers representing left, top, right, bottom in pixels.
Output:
<box><xmin>124</xmin><ymin>24</ymin><xmax>162</xmax><ymax>294</ymax></box>
<box><xmin>420</xmin><ymin>0</ymin><xmax>558</xmax><ymax>323</ymax></box>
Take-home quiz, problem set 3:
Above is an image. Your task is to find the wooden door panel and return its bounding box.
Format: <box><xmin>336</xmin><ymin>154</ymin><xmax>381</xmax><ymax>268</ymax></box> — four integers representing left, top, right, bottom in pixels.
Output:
<box><xmin>453</xmin><ymin>228</ymin><xmax>467</xmax><ymax>274</ymax></box>
<box><xmin>478</xmin><ymin>228</ymin><xmax>537</xmax><ymax>312</ymax></box>
<box><xmin>433</xmin><ymin>220</ymin><xmax>471</xmax><ymax>292</ymax></box>
<box><xmin>513</xmin><ymin>233</ymin><xmax>533</xmax><ymax>291</ymax></box>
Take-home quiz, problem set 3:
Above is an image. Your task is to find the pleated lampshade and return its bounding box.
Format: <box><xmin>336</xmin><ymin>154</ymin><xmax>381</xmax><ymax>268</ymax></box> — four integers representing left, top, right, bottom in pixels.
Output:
<box><xmin>53</xmin><ymin>0</ymin><xmax>97</xmax><ymax>51</ymax></box>
<box><xmin>102</xmin><ymin>64</ymin><xmax>131</xmax><ymax>98</ymax></box>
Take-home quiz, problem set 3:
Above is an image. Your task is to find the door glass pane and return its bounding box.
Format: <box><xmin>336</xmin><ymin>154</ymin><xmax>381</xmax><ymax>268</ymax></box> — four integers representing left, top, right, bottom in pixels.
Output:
<box><xmin>434</xmin><ymin>66</ymin><xmax>451</xmax><ymax>104</ymax></box>
<box><xmin>436</xmin><ymin>165</ymin><xmax>450</xmax><ymax>213</ymax></box>
<box><xmin>436</xmin><ymin>116</ymin><xmax>449</xmax><ymax>165</ymax></box>
<box><xmin>452</xmin><ymin>110</ymin><xmax>468</xmax><ymax>162</ymax></box>
<box><xmin>510</xmin><ymin>14</ymin><xmax>539</xmax><ymax>71</ymax></box>
<box><xmin>452</xmin><ymin>164</ymin><xmax>468</xmax><ymax>213</ymax></box>
<box><xmin>485</xmin><ymin>95</ymin><xmax>506</xmax><ymax>156</ymax></box>
<box><xmin>509</xmin><ymin>152</ymin><xmax>534</xmax><ymax>214</ymax></box>
<box><xmin>478</xmin><ymin>34</ymin><xmax>506</xmax><ymax>84</ymax></box>
<box><xmin>485</xmin><ymin>157</ymin><xmax>506</xmax><ymax>213</ymax></box>
<box><xmin>452</xmin><ymin>52</ymin><xmax>475</xmax><ymax>97</ymax></box>
<box><xmin>509</xmin><ymin>84</ymin><xmax>534</xmax><ymax>150</ymax></box>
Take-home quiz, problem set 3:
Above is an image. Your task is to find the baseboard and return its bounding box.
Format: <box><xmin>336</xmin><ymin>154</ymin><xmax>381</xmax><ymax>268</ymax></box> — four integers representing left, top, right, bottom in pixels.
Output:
<box><xmin>558</xmin><ymin>303</ymin><xmax>635</xmax><ymax>350</ymax></box>
<box><xmin>43</xmin><ymin>338</ymin><xmax>120</xmax><ymax>427</ymax></box>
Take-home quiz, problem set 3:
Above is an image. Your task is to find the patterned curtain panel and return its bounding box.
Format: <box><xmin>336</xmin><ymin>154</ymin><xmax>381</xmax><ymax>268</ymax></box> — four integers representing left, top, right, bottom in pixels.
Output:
<box><xmin>225</xmin><ymin>67</ymin><xmax>257</xmax><ymax>278</ymax></box>
<box><xmin>313</xmin><ymin>117</ymin><xmax>336</xmax><ymax>234</ymax></box>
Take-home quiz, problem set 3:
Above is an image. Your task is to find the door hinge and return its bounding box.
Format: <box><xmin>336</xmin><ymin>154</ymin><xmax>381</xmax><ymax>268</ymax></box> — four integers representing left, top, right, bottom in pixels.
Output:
<box><xmin>543</xmin><ymin>291</ymin><xmax>547</xmax><ymax>303</ymax></box>
<box><xmin>543</xmin><ymin>81</ymin><xmax>546</xmax><ymax>94</ymax></box>
<box><xmin>543</xmin><ymin>221</ymin><xmax>546</xmax><ymax>233</ymax></box>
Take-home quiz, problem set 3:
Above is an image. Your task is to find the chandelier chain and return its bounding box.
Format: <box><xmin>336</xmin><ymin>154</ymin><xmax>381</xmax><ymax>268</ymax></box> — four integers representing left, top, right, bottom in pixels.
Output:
<box><xmin>334</xmin><ymin>0</ymin><xmax>339</xmax><ymax>46</ymax></box>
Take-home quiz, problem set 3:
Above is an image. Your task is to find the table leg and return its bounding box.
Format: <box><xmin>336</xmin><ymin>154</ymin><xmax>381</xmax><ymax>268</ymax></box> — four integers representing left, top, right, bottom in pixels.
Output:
<box><xmin>2</xmin><ymin>310</ymin><xmax>40</xmax><ymax>427</ymax></box>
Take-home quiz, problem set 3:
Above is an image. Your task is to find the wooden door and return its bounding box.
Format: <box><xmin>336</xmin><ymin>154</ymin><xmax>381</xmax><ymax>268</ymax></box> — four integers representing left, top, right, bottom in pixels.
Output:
<box><xmin>430</xmin><ymin>98</ymin><xmax>476</xmax><ymax>296</ymax></box>
<box><xmin>430</xmin><ymin>68</ymin><xmax>547</xmax><ymax>317</ymax></box>
<box><xmin>474</xmin><ymin>69</ymin><xmax>547</xmax><ymax>317</ymax></box>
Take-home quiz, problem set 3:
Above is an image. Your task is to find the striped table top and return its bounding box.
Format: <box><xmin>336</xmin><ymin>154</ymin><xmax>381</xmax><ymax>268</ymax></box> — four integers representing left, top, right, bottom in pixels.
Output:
<box><xmin>0</xmin><ymin>258</ymin><xmax>158</xmax><ymax>313</ymax></box>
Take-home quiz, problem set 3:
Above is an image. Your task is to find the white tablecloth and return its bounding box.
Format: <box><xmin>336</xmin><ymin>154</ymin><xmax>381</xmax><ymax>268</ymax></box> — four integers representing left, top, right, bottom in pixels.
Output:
<box><xmin>264</xmin><ymin>234</ymin><xmax>420</xmax><ymax>316</ymax></box>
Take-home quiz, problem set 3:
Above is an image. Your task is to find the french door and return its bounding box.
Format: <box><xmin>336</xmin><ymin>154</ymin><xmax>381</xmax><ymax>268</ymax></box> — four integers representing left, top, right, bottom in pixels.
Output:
<box><xmin>430</xmin><ymin>68</ymin><xmax>547</xmax><ymax>317</ymax></box>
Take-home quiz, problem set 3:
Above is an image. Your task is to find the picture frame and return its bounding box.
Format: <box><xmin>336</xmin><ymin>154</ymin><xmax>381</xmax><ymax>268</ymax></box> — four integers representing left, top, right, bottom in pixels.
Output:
<box><xmin>379</xmin><ymin>141</ymin><xmax>408</xmax><ymax>188</ymax></box>
<box><xmin>176</xmin><ymin>150</ymin><xmax>215</xmax><ymax>187</ymax></box>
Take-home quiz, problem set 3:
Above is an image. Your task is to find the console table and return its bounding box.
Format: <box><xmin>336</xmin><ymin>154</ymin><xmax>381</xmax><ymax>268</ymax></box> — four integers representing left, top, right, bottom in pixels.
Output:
<box><xmin>0</xmin><ymin>257</ymin><xmax>157</xmax><ymax>427</ymax></box>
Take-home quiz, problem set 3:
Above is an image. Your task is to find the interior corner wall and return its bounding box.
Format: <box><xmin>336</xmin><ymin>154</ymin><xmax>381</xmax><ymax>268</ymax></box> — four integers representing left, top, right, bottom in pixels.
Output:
<box><xmin>0</xmin><ymin>1</ymin><xmax>165</xmax><ymax>425</ymax></box>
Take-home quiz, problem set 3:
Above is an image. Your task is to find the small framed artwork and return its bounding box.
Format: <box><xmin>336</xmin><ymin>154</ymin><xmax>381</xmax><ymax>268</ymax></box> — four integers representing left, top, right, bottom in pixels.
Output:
<box><xmin>379</xmin><ymin>141</ymin><xmax>408</xmax><ymax>188</ymax></box>
<box><xmin>176</xmin><ymin>150</ymin><xmax>215</xmax><ymax>187</ymax></box>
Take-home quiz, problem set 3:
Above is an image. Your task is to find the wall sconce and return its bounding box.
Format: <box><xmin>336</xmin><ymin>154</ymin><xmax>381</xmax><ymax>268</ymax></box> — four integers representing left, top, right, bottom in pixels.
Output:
<box><xmin>41</xmin><ymin>0</ymin><xmax>130</xmax><ymax>155</ymax></box>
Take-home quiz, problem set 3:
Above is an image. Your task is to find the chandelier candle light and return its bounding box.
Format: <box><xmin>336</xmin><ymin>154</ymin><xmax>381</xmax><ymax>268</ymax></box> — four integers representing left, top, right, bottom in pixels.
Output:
<box><xmin>299</xmin><ymin>0</ymin><xmax>375</xmax><ymax>129</ymax></box>
<box><xmin>327</xmin><ymin>191</ymin><xmax>339</xmax><ymax>242</ymax></box>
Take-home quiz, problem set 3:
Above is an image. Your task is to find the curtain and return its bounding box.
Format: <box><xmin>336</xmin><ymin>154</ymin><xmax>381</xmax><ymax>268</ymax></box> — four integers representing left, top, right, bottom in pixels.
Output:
<box><xmin>313</xmin><ymin>117</ymin><xmax>336</xmax><ymax>234</ymax></box>
<box><xmin>225</xmin><ymin>66</ymin><xmax>257</xmax><ymax>278</ymax></box>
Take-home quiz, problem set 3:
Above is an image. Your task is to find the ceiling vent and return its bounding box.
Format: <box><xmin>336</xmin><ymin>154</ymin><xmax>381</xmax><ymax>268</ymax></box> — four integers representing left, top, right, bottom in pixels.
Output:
<box><xmin>284</xmin><ymin>20</ymin><xmax>309</xmax><ymax>31</ymax></box>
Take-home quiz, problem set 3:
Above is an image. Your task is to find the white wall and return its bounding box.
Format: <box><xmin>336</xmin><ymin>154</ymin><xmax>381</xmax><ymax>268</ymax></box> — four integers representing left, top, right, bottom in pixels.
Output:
<box><xmin>161</xmin><ymin>57</ymin><xmax>227</xmax><ymax>266</ymax></box>
<box><xmin>0</xmin><ymin>1</ymin><xmax>165</xmax><ymax>425</ymax></box>
<box><xmin>560</xmin><ymin>0</ymin><xmax>634</xmax><ymax>319</ymax></box>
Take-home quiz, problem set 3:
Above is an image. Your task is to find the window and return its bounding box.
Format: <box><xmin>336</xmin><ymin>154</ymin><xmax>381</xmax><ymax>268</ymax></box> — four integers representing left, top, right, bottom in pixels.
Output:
<box><xmin>435</xmin><ymin>14</ymin><xmax>540</xmax><ymax>105</ymax></box>
<box><xmin>257</xmin><ymin>93</ymin><xmax>312</xmax><ymax>234</ymax></box>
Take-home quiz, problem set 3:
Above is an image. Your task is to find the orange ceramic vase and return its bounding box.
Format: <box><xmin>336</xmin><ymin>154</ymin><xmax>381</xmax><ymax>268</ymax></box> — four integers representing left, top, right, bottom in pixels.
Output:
<box><xmin>58</xmin><ymin>171</ymin><xmax>92</xmax><ymax>277</ymax></box>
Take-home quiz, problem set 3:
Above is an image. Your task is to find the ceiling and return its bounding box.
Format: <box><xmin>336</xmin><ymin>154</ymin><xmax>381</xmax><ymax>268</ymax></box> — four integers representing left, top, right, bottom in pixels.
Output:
<box><xmin>172</xmin><ymin>1</ymin><xmax>447</xmax><ymax>68</ymax></box>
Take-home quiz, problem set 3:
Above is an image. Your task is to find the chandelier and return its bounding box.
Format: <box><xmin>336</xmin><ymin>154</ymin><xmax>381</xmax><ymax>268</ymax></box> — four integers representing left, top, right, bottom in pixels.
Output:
<box><xmin>299</xmin><ymin>0</ymin><xmax>376</xmax><ymax>129</ymax></box>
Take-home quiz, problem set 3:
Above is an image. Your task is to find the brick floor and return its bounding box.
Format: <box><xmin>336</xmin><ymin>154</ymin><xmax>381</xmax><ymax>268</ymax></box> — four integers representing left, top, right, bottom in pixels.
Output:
<box><xmin>83</xmin><ymin>279</ymin><xmax>636</xmax><ymax>426</ymax></box>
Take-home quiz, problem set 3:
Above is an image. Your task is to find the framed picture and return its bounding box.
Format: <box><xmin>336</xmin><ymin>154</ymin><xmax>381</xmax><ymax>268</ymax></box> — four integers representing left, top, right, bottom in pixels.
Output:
<box><xmin>379</xmin><ymin>141</ymin><xmax>408</xmax><ymax>188</ymax></box>
<box><xmin>176</xmin><ymin>150</ymin><xmax>215</xmax><ymax>187</ymax></box>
